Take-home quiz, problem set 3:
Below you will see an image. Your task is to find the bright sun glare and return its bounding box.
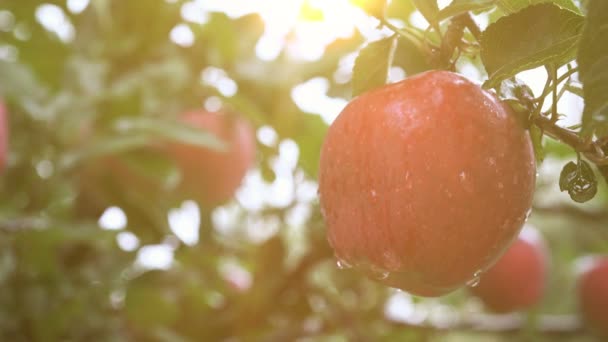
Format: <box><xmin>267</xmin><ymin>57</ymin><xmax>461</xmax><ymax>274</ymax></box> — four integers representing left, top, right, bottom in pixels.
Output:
<box><xmin>192</xmin><ymin>0</ymin><xmax>373</xmax><ymax>61</ymax></box>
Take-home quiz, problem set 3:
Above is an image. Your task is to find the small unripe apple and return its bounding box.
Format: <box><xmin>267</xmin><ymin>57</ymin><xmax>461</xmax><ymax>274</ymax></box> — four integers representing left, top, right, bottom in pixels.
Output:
<box><xmin>469</xmin><ymin>226</ymin><xmax>548</xmax><ymax>312</ymax></box>
<box><xmin>318</xmin><ymin>70</ymin><xmax>536</xmax><ymax>296</ymax></box>
<box><xmin>576</xmin><ymin>256</ymin><xmax>608</xmax><ymax>336</ymax></box>
<box><xmin>168</xmin><ymin>110</ymin><xmax>256</xmax><ymax>207</ymax></box>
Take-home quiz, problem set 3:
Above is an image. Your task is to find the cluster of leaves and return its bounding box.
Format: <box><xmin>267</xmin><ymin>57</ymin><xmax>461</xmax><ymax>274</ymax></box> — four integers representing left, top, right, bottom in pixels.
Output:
<box><xmin>0</xmin><ymin>0</ymin><xmax>606</xmax><ymax>341</ymax></box>
<box><xmin>353</xmin><ymin>0</ymin><xmax>608</xmax><ymax>203</ymax></box>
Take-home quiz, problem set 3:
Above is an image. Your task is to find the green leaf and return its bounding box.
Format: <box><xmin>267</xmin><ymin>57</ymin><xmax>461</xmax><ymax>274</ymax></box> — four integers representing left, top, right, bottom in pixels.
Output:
<box><xmin>497</xmin><ymin>0</ymin><xmax>580</xmax><ymax>14</ymax></box>
<box><xmin>481</xmin><ymin>3</ymin><xmax>584</xmax><ymax>89</ymax></box>
<box><xmin>350</xmin><ymin>0</ymin><xmax>388</xmax><ymax>18</ymax></box>
<box><xmin>295</xmin><ymin>113</ymin><xmax>328</xmax><ymax>178</ymax></box>
<box><xmin>299</xmin><ymin>1</ymin><xmax>324</xmax><ymax>21</ymax></box>
<box><xmin>598</xmin><ymin>146</ymin><xmax>608</xmax><ymax>184</ymax></box>
<box><xmin>386</xmin><ymin>0</ymin><xmax>416</xmax><ymax>21</ymax></box>
<box><xmin>125</xmin><ymin>271</ymin><xmax>180</xmax><ymax>327</ymax></box>
<box><xmin>393</xmin><ymin>36</ymin><xmax>433</xmax><ymax>75</ymax></box>
<box><xmin>578</xmin><ymin>0</ymin><xmax>608</xmax><ymax>137</ymax></box>
<box><xmin>203</xmin><ymin>13</ymin><xmax>238</xmax><ymax>65</ymax></box>
<box><xmin>0</xmin><ymin>61</ymin><xmax>48</xmax><ymax>101</ymax></box>
<box><xmin>437</xmin><ymin>0</ymin><xmax>497</xmax><ymax>22</ymax></box>
<box><xmin>496</xmin><ymin>77</ymin><xmax>544</xmax><ymax>163</ymax></box>
<box><xmin>496</xmin><ymin>77</ymin><xmax>536</xmax><ymax>126</ymax></box>
<box><xmin>529</xmin><ymin>125</ymin><xmax>545</xmax><ymax>163</ymax></box>
<box><xmin>497</xmin><ymin>77</ymin><xmax>535</xmax><ymax>104</ymax></box>
<box><xmin>117</xmin><ymin>149</ymin><xmax>180</xmax><ymax>190</ymax></box>
<box><xmin>559</xmin><ymin>160</ymin><xmax>598</xmax><ymax>203</ymax></box>
<box><xmin>60</xmin><ymin>134</ymin><xmax>151</xmax><ymax>170</ymax></box>
<box><xmin>207</xmin><ymin>88</ymin><xmax>267</xmax><ymax>127</ymax></box>
<box><xmin>352</xmin><ymin>36</ymin><xmax>397</xmax><ymax>97</ymax></box>
<box><xmin>413</xmin><ymin>0</ymin><xmax>439</xmax><ymax>26</ymax></box>
<box><xmin>114</xmin><ymin>117</ymin><xmax>226</xmax><ymax>151</ymax></box>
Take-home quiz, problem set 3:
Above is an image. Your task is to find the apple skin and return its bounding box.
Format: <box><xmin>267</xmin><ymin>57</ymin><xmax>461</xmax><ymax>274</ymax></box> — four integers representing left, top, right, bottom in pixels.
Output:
<box><xmin>168</xmin><ymin>110</ymin><xmax>256</xmax><ymax>207</ymax></box>
<box><xmin>577</xmin><ymin>256</ymin><xmax>608</xmax><ymax>337</ymax></box>
<box><xmin>469</xmin><ymin>226</ymin><xmax>548</xmax><ymax>312</ymax></box>
<box><xmin>318</xmin><ymin>70</ymin><xmax>536</xmax><ymax>296</ymax></box>
<box><xmin>0</xmin><ymin>100</ymin><xmax>8</xmax><ymax>171</ymax></box>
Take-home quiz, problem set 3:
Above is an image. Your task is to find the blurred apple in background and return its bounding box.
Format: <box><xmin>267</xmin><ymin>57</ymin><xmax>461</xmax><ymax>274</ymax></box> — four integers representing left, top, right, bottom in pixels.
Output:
<box><xmin>576</xmin><ymin>255</ymin><xmax>608</xmax><ymax>337</ymax></box>
<box><xmin>469</xmin><ymin>225</ymin><xmax>548</xmax><ymax>313</ymax></box>
<box><xmin>169</xmin><ymin>110</ymin><xmax>257</xmax><ymax>208</ymax></box>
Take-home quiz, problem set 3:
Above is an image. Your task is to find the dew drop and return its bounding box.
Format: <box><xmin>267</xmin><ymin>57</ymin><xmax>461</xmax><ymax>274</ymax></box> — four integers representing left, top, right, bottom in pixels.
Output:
<box><xmin>525</xmin><ymin>208</ymin><xmax>532</xmax><ymax>221</ymax></box>
<box><xmin>459</xmin><ymin>171</ymin><xmax>466</xmax><ymax>181</ymax></box>
<box><xmin>497</xmin><ymin>182</ymin><xmax>504</xmax><ymax>189</ymax></box>
<box><xmin>459</xmin><ymin>171</ymin><xmax>474</xmax><ymax>193</ymax></box>
<box><xmin>370</xmin><ymin>189</ymin><xmax>377</xmax><ymax>197</ymax></box>
<box><xmin>369</xmin><ymin>264</ymin><xmax>390</xmax><ymax>280</ymax></box>
<box><xmin>320</xmin><ymin>206</ymin><xmax>327</xmax><ymax>219</ymax></box>
<box><xmin>326</xmin><ymin>234</ymin><xmax>336</xmax><ymax>249</ymax></box>
<box><xmin>383</xmin><ymin>251</ymin><xmax>402</xmax><ymax>271</ymax></box>
<box><xmin>336</xmin><ymin>259</ymin><xmax>352</xmax><ymax>270</ymax></box>
<box><xmin>466</xmin><ymin>270</ymin><xmax>483</xmax><ymax>288</ymax></box>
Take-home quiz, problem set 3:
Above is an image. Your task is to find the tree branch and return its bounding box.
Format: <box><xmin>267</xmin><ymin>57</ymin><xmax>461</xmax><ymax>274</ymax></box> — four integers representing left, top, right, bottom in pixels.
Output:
<box><xmin>533</xmin><ymin>116</ymin><xmax>591</xmax><ymax>151</ymax></box>
<box><xmin>386</xmin><ymin>312</ymin><xmax>584</xmax><ymax>336</ymax></box>
<box><xmin>533</xmin><ymin>204</ymin><xmax>608</xmax><ymax>222</ymax></box>
<box><xmin>0</xmin><ymin>217</ymin><xmax>47</xmax><ymax>232</ymax></box>
<box><xmin>532</xmin><ymin>116</ymin><xmax>608</xmax><ymax>165</ymax></box>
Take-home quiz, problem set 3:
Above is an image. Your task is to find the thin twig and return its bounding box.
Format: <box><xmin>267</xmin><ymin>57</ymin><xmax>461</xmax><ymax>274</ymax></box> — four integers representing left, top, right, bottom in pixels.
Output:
<box><xmin>379</xmin><ymin>18</ymin><xmax>435</xmax><ymax>55</ymax></box>
<box><xmin>534</xmin><ymin>67</ymin><xmax>579</xmax><ymax>103</ymax></box>
<box><xmin>550</xmin><ymin>66</ymin><xmax>559</xmax><ymax>122</ymax></box>
<box><xmin>460</xmin><ymin>12</ymin><xmax>481</xmax><ymax>41</ymax></box>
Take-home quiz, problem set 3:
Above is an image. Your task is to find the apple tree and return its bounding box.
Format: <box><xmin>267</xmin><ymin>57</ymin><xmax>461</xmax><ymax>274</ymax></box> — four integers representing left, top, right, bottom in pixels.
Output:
<box><xmin>0</xmin><ymin>0</ymin><xmax>607</xmax><ymax>340</ymax></box>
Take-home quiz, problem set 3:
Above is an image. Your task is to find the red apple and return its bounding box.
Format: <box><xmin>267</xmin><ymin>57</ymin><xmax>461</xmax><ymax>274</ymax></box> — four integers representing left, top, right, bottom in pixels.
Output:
<box><xmin>469</xmin><ymin>226</ymin><xmax>548</xmax><ymax>312</ymax></box>
<box><xmin>168</xmin><ymin>110</ymin><xmax>256</xmax><ymax>207</ymax></box>
<box><xmin>577</xmin><ymin>255</ymin><xmax>608</xmax><ymax>336</ymax></box>
<box><xmin>318</xmin><ymin>70</ymin><xmax>536</xmax><ymax>296</ymax></box>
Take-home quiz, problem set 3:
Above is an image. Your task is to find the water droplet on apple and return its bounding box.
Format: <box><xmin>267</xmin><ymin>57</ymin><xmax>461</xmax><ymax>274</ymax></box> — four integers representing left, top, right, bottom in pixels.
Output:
<box><xmin>383</xmin><ymin>251</ymin><xmax>402</xmax><ymax>271</ymax></box>
<box><xmin>466</xmin><ymin>270</ymin><xmax>483</xmax><ymax>287</ymax></box>
<box><xmin>357</xmin><ymin>261</ymin><xmax>391</xmax><ymax>280</ymax></box>
<box><xmin>458</xmin><ymin>171</ymin><xmax>474</xmax><ymax>192</ymax></box>
<box><xmin>369</xmin><ymin>265</ymin><xmax>389</xmax><ymax>280</ymax></box>
<box><xmin>336</xmin><ymin>258</ymin><xmax>352</xmax><ymax>269</ymax></box>
<box><xmin>326</xmin><ymin>233</ymin><xmax>336</xmax><ymax>249</ymax></box>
